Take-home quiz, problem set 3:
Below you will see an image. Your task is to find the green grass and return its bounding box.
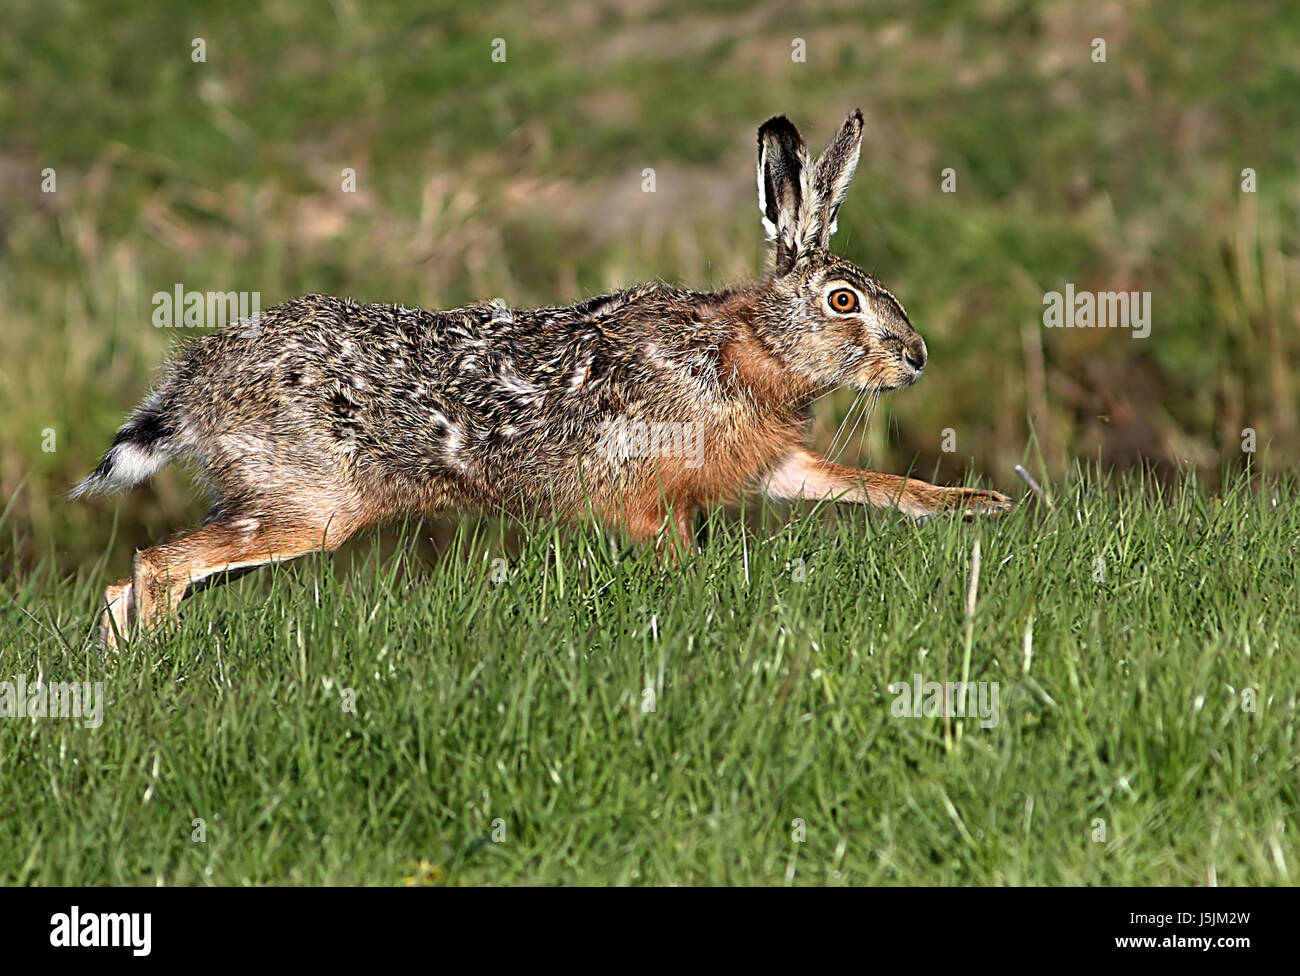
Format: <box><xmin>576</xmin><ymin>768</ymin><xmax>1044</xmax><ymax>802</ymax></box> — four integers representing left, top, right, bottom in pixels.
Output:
<box><xmin>2</xmin><ymin>469</ymin><xmax>1296</xmax><ymax>884</ymax></box>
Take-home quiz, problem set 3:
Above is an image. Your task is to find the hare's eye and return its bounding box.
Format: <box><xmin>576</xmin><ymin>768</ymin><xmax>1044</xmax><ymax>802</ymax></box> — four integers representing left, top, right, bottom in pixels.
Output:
<box><xmin>827</xmin><ymin>288</ymin><xmax>860</xmax><ymax>314</ymax></box>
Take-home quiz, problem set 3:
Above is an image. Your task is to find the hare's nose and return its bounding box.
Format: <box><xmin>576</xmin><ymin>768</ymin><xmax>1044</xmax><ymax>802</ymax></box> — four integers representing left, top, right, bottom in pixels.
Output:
<box><xmin>904</xmin><ymin>334</ymin><xmax>927</xmax><ymax>371</ymax></box>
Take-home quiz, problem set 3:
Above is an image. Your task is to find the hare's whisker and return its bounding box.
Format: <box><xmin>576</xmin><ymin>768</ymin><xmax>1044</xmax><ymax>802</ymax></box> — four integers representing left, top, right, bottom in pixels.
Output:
<box><xmin>831</xmin><ymin>367</ymin><xmax>885</xmax><ymax>463</ymax></box>
<box><xmin>827</xmin><ymin>389</ymin><xmax>867</xmax><ymax>458</ymax></box>
<box><xmin>833</xmin><ymin>386</ymin><xmax>877</xmax><ymax>464</ymax></box>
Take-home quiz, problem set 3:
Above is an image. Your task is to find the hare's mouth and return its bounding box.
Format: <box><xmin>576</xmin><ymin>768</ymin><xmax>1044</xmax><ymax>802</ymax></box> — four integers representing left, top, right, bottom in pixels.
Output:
<box><xmin>890</xmin><ymin>373</ymin><xmax>922</xmax><ymax>392</ymax></box>
<box><xmin>855</xmin><ymin>338</ymin><xmax>925</xmax><ymax>391</ymax></box>
<box><xmin>856</xmin><ymin>361</ymin><xmax>921</xmax><ymax>392</ymax></box>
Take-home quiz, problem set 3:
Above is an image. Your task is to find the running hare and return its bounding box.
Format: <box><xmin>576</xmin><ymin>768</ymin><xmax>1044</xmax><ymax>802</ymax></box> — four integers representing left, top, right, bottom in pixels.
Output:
<box><xmin>75</xmin><ymin>110</ymin><xmax>1012</xmax><ymax>646</ymax></box>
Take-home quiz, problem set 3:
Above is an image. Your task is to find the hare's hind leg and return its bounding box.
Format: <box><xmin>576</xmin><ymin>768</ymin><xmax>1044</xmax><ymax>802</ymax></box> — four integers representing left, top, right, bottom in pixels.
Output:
<box><xmin>128</xmin><ymin>513</ymin><xmax>360</xmax><ymax>640</ymax></box>
<box><xmin>762</xmin><ymin>448</ymin><xmax>1013</xmax><ymax>518</ymax></box>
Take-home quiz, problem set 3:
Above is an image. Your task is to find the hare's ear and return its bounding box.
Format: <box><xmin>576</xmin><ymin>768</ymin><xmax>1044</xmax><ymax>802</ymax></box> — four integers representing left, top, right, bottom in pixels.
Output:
<box><xmin>757</xmin><ymin>116</ymin><xmax>811</xmax><ymax>273</ymax></box>
<box><xmin>809</xmin><ymin>109</ymin><xmax>864</xmax><ymax>250</ymax></box>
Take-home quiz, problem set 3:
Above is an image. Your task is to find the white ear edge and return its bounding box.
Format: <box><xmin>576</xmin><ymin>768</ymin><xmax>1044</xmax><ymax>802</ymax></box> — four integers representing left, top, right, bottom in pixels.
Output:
<box><xmin>757</xmin><ymin>159</ymin><xmax>778</xmax><ymax>241</ymax></box>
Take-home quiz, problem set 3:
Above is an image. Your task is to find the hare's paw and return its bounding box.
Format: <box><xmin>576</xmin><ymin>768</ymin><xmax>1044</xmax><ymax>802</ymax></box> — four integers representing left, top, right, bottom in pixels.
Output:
<box><xmin>941</xmin><ymin>487</ymin><xmax>1015</xmax><ymax>519</ymax></box>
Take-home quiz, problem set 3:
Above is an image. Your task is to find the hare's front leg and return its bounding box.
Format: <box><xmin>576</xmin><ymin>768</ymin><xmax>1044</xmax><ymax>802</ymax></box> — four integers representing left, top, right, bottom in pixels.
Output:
<box><xmin>620</xmin><ymin>503</ymin><xmax>696</xmax><ymax>562</ymax></box>
<box><xmin>761</xmin><ymin>448</ymin><xmax>1013</xmax><ymax>518</ymax></box>
<box><xmin>99</xmin><ymin>578</ymin><xmax>135</xmax><ymax>650</ymax></box>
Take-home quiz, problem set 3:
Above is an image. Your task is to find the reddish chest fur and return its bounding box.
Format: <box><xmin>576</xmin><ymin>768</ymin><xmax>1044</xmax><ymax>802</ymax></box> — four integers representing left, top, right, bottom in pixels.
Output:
<box><xmin>655</xmin><ymin>329</ymin><xmax>812</xmax><ymax>509</ymax></box>
<box><xmin>589</xmin><ymin>295</ymin><xmax>816</xmax><ymax>544</ymax></box>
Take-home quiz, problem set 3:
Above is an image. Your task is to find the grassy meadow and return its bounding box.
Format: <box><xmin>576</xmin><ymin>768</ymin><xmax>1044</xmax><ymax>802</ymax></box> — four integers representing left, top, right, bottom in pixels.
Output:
<box><xmin>1</xmin><ymin>0</ymin><xmax>1298</xmax><ymax>884</ymax></box>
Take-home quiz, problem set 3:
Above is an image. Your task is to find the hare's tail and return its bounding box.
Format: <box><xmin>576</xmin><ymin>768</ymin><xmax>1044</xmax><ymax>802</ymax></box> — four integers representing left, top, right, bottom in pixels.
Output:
<box><xmin>70</xmin><ymin>390</ymin><xmax>183</xmax><ymax>499</ymax></box>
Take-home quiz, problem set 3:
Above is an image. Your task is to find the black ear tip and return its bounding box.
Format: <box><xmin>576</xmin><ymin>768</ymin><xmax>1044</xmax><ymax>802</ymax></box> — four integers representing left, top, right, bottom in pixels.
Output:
<box><xmin>848</xmin><ymin>108</ymin><xmax>864</xmax><ymax>126</ymax></box>
<box><xmin>758</xmin><ymin>115</ymin><xmax>801</xmax><ymax>142</ymax></box>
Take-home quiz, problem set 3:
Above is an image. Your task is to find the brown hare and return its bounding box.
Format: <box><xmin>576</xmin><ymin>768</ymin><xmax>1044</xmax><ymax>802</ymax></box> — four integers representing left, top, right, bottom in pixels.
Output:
<box><xmin>74</xmin><ymin>110</ymin><xmax>1012</xmax><ymax>647</ymax></box>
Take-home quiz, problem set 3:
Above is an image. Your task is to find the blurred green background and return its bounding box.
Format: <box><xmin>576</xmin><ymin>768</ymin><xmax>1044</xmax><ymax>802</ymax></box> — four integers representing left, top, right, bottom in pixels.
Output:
<box><xmin>3</xmin><ymin>0</ymin><xmax>1299</xmax><ymax>574</ymax></box>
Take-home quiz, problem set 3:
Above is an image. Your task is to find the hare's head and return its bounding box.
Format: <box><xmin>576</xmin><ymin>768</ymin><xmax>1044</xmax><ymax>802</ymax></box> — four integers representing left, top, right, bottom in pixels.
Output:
<box><xmin>751</xmin><ymin>110</ymin><xmax>926</xmax><ymax>394</ymax></box>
